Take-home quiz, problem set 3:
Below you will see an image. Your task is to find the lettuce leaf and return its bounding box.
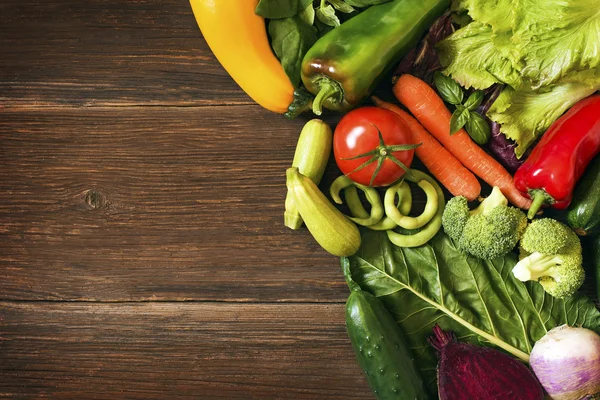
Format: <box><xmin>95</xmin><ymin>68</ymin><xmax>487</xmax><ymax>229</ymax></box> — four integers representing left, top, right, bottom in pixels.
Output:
<box><xmin>511</xmin><ymin>0</ymin><xmax>600</xmax><ymax>88</ymax></box>
<box><xmin>437</xmin><ymin>22</ymin><xmax>521</xmax><ymax>89</ymax></box>
<box><xmin>452</xmin><ymin>0</ymin><xmax>515</xmax><ymax>34</ymax></box>
<box><xmin>342</xmin><ymin>230</ymin><xmax>600</xmax><ymax>392</ymax></box>
<box><xmin>488</xmin><ymin>81</ymin><xmax>598</xmax><ymax>158</ymax></box>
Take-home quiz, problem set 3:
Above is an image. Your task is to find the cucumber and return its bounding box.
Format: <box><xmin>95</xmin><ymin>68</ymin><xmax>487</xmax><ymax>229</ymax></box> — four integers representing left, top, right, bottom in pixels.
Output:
<box><xmin>346</xmin><ymin>289</ymin><xmax>429</xmax><ymax>400</ymax></box>
<box><xmin>566</xmin><ymin>157</ymin><xmax>600</xmax><ymax>236</ymax></box>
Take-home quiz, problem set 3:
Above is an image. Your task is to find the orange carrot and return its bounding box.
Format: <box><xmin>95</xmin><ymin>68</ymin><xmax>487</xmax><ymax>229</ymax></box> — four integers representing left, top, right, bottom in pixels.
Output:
<box><xmin>372</xmin><ymin>96</ymin><xmax>481</xmax><ymax>201</ymax></box>
<box><xmin>393</xmin><ymin>74</ymin><xmax>532</xmax><ymax>210</ymax></box>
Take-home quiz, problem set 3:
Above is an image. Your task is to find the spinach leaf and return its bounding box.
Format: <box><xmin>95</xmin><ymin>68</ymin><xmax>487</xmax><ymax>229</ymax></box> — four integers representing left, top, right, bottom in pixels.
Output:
<box><xmin>256</xmin><ymin>0</ymin><xmax>313</xmax><ymax>19</ymax></box>
<box><xmin>344</xmin><ymin>0</ymin><xmax>391</xmax><ymax>7</ymax></box>
<box><xmin>342</xmin><ymin>230</ymin><xmax>600</xmax><ymax>390</ymax></box>
<box><xmin>328</xmin><ymin>0</ymin><xmax>356</xmax><ymax>13</ymax></box>
<box><xmin>316</xmin><ymin>4</ymin><xmax>341</xmax><ymax>27</ymax></box>
<box><xmin>298</xmin><ymin>2</ymin><xmax>315</xmax><ymax>25</ymax></box>
<box><xmin>268</xmin><ymin>16</ymin><xmax>318</xmax><ymax>88</ymax></box>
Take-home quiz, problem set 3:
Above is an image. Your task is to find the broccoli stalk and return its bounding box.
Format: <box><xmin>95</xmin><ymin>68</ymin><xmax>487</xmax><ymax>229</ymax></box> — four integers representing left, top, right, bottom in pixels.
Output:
<box><xmin>441</xmin><ymin>187</ymin><xmax>527</xmax><ymax>260</ymax></box>
<box><xmin>512</xmin><ymin>219</ymin><xmax>584</xmax><ymax>299</ymax></box>
<box><xmin>512</xmin><ymin>252</ymin><xmax>566</xmax><ymax>281</ymax></box>
<box><xmin>471</xmin><ymin>186</ymin><xmax>508</xmax><ymax>216</ymax></box>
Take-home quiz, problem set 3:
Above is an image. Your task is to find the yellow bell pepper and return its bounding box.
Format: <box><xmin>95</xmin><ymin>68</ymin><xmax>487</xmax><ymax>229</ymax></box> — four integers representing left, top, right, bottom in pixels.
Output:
<box><xmin>189</xmin><ymin>0</ymin><xmax>294</xmax><ymax>114</ymax></box>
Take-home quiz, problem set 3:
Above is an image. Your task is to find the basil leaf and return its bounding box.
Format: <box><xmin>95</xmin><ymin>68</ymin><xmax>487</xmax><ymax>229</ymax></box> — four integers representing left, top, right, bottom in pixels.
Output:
<box><xmin>342</xmin><ymin>231</ymin><xmax>600</xmax><ymax>393</ymax></box>
<box><xmin>344</xmin><ymin>0</ymin><xmax>391</xmax><ymax>7</ymax></box>
<box><xmin>433</xmin><ymin>71</ymin><xmax>464</xmax><ymax>105</ymax></box>
<box><xmin>255</xmin><ymin>0</ymin><xmax>313</xmax><ymax>19</ymax></box>
<box><xmin>328</xmin><ymin>0</ymin><xmax>356</xmax><ymax>13</ymax></box>
<box><xmin>268</xmin><ymin>17</ymin><xmax>318</xmax><ymax>88</ymax></box>
<box><xmin>450</xmin><ymin>105</ymin><xmax>470</xmax><ymax>135</ymax></box>
<box><xmin>465</xmin><ymin>111</ymin><xmax>491</xmax><ymax>145</ymax></box>
<box><xmin>298</xmin><ymin>2</ymin><xmax>315</xmax><ymax>26</ymax></box>
<box><xmin>316</xmin><ymin>4</ymin><xmax>341</xmax><ymax>27</ymax></box>
<box><xmin>464</xmin><ymin>90</ymin><xmax>485</xmax><ymax>110</ymax></box>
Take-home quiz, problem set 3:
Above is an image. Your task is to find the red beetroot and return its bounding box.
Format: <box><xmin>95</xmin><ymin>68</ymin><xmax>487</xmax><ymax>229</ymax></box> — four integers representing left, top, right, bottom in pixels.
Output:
<box><xmin>429</xmin><ymin>326</ymin><xmax>544</xmax><ymax>400</ymax></box>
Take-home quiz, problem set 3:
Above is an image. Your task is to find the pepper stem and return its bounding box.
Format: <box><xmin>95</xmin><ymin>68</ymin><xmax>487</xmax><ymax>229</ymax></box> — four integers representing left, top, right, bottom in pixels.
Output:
<box><xmin>312</xmin><ymin>82</ymin><xmax>339</xmax><ymax>116</ymax></box>
<box><xmin>527</xmin><ymin>190</ymin><xmax>549</xmax><ymax>219</ymax></box>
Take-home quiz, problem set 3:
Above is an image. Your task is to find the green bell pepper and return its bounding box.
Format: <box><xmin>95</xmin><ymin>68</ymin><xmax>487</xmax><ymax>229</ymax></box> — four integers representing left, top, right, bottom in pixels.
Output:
<box><xmin>301</xmin><ymin>0</ymin><xmax>449</xmax><ymax>115</ymax></box>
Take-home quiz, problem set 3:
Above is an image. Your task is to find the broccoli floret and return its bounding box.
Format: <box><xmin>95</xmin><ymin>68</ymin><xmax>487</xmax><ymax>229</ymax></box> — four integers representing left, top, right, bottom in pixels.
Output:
<box><xmin>441</xmin><ymin>196</ymin><xmax>470</xmax><ymax>242</ymax></box>
<box><xmin>442</xmin><ymin>187</ymin><xmax>527</xmax><ymax>260</ymax></box>
<box><xmin>520</xmin><ymin>218</ymin><xmax>570</xmax><ymax>255</ymax></box>
<box><xmin>512</xmin><ymin>218</ymin><xmax>584</xmax><ymax>299</ymax></box>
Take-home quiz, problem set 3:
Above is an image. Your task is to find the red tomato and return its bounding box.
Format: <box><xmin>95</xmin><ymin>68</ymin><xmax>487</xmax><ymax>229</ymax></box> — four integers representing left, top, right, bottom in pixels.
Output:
<box><xmin>333</xmin><ymin>106</ymin><xmax>416</xmax><ymax>187</ymax></box>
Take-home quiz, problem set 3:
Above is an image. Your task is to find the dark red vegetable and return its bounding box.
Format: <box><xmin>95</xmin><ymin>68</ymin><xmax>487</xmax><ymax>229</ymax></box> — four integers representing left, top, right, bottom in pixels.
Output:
<box><xmin>429</xmin><ymin>326</ymin><xmax>544</xmax><ymax>400</ymax></box>
<box><xmin>514</xmin><ymin>95</ymin><xmax>600</xmax><ymax>219</ymax></box>
<box><xmin>394</xmin><ymin>11</ymin><xmax>455</xmax><ymax>85</ymax></box>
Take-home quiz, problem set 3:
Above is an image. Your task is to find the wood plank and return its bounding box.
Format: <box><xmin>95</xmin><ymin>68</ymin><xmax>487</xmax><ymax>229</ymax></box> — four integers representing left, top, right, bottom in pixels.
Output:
<box><xmin>0</xmin><ymin>301</ymin><xmax>371</xmax><ymax>399</ymax></box>
<box><xmin>0</xmin><ymin>105</ymin><xmax>353</xmax><ymax>302</ymax></box>
<box><xmin>0</xmin><ymin>0</ymin><xmax>251</xmax><ymax>106</ymax></box>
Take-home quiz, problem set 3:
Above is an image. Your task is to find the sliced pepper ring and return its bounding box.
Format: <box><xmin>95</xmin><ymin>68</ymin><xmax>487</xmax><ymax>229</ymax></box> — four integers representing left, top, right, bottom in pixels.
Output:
<box><xmin>387</xmin><ymin>171</ymin><xmax>445</xmax><ymax>248</ymax></box>
<box><xmin>384</xmin><ymin>178</ymin><xmax>438</xmax><ymax>230</ymax></box>
<box><xmin>330</xmin><ymin>175</ymin><xmax>384</xmax><ymax>227</ymax></box>
<box><xmin>368</xmin><ymin>181</ymin><xmax>412</xmax><ymax>231</ymax></box>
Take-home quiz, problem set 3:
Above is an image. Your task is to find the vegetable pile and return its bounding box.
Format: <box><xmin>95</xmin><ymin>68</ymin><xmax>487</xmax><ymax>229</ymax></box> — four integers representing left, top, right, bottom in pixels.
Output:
<box><xmin>190</xmin><ymin>0</ymin><xmax>600</xmax><ymax>398</ymax></box>
<box><xmin>437</xmin><ymin>0</ymin><xmax>600</xmax><ymax>158</ymax></box>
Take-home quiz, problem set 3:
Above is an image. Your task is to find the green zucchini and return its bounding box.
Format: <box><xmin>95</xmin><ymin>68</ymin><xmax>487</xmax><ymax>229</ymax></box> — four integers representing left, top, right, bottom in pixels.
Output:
<box><xmin>346</xmin><ymin>289</ymin><xmax>429</xmax><ymax>400</ymax></box>
<box><xmin>566</xmin><ymin>157</ymin><xmax>600</xmax><ymax>236</ymax></box>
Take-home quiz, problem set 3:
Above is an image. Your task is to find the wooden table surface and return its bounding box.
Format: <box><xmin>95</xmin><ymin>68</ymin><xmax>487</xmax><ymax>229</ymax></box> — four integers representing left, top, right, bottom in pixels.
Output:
<box><xmin>0</xmin><ymin>1</ymin><xmax>373</xmax><ymax>398</ymax></box>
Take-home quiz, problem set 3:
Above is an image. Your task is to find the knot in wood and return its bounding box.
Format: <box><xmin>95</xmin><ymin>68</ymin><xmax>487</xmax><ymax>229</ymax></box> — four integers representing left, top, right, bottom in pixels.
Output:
<box><xmin>84</xmin><ymin>189</ymin><xmax>107</xmax><ymax>210</ymax></box>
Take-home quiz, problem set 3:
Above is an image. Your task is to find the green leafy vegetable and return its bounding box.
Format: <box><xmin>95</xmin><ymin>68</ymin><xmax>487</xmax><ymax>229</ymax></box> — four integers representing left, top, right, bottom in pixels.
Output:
<box><xmin>256</xmin><ymin>0</ymin><xmax>314</xmax><ymax>19</ymax></box>
<box><xmin>316</xmin><ymin>4</ymin><xmax>341</xmax><ymax>26</ymax></box>
<box><xmin>434</xmin><ymin>71</ymin><xmax>491</xmax><ymax>142</ymax></box>
<box><xmin>344</xmin><ymin>0</ymin><xmax>391</xmax><ymax>7</ymax></box>
<box><xmin>436</xmin><ymin>22</ymin><xmax>522</xmax><ymax>90</ymax></box>
<box><xmin>342</xmin><ymin>230</ymin><xmax>600</xmax><ymax>390</ymax></box>
<box><xmin>465</xmin><ymin>111</ymin><xmax>490</xmax><ymax>144</ymax></box>
<box><xmin>298</xmin><ymin>2</ymin><xmax>316</xmax><ymax>25</ymax></box>
<box><xmin>511</xmin><ymin>0</ymin><xmax>600</xmax><ymax>88</ymax></box>
<box><xmin>464</xmin><ymin>90</ymin><xmax>484</xmax><ymax>110</ymax></box>
<box><xmin>452</xmin><ymin>0</ymin><xmax>515</xmax><ymax>35</ymax></box>
<box><xmin>268</xmin><ymin>16</ymin><xmax>318</xmax><ymax>87</ymax></box>
<box><xmin>434</xmin><ymin>71</ymin><xmax>464</xmax><ymax>105</ymax></box>
<box><xmin>450</xmin><ymin>105</ymin><xmax>470</xmax><ymax>135</ymax></box>
<box><xmin>328</xmin><ymin>0</ymin><xmax>356</xmax><ymax>13</ymax></box>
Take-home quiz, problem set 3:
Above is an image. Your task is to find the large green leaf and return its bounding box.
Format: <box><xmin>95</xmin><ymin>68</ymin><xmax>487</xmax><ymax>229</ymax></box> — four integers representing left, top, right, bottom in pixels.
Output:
<box><xmin>437</xmin><ymin>22</ymin><xmax>522</xmax><ymax>89</ymax></box>
<box><xmin>342</xmin><ymin>230</ymin><xmax>600</xmax><ymax>388</ymax></box>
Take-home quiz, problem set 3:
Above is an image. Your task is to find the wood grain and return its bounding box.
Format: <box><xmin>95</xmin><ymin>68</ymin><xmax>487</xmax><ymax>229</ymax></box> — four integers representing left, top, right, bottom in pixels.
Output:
<box><xmin>0</xmin><ymin>302</ymin><xmax>371</xmax><ymax>399</ymax></box>
<box><xmin>0</xmin><ymin>0</ymin><xmax>598</xmax><ymax>398</ymax></box>
<box><xmin>0</xmin><ymin>0</ymin><xmax>249</xmax><ymax>106</ymax></box>
<box><xmin>0</xmin><ymin>105</ymin><xmax>351</xmax><ymax>302</ymax></box>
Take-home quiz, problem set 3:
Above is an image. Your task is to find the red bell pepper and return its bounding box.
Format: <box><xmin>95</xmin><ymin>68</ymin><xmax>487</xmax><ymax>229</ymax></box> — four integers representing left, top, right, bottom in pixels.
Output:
<box><xmin>514</xmin><ymin>95</ymin><xmax>600</xmax><ymax>219</ymax></box>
